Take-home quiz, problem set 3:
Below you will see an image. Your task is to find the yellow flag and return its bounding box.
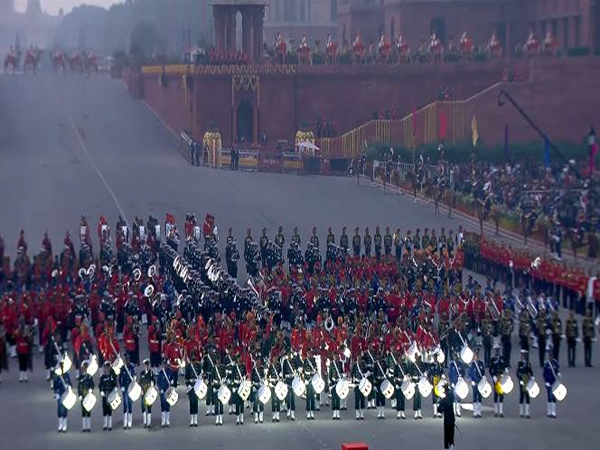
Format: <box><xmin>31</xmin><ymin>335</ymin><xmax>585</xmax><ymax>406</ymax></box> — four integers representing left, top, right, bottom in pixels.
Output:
<box><xmin>471</xmin><ymin>114</ymin><xmax>478</xmax><ymax>147</ymax></box>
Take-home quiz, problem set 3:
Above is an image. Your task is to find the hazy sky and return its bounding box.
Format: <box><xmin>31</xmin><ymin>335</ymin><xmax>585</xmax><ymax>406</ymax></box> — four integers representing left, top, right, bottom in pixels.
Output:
<box><xmin>14</xmin><ymin>0</ymin><xmax>124</xmax><ymax>16</ymax></box>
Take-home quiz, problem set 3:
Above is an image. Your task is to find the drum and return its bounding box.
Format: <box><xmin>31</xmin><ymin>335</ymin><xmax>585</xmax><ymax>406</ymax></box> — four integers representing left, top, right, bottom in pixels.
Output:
<box><xmin>380</xmin><ymin>379</ymin><xmax>395</xmax><ymax>399</ymax></box>
<box><xmin>311</xmin><ymin>374</ymin><xmax>325</xmax><ymax>394</ymax></box>
<box><xmin>258</xmin><ymin>384</ymin><xmax>272</xmax><ymax>404</ymax></box>
<box><xmin>237</xmin><ymin>380</ymin><xmax>252</xmax><ymax>402</ymax></box>
<box><xmin>460</xmin><ymin>345</ymin><xmax>474</xmax><ymax>364</ymax></box>
<box><xmin>165</xmin><ymin>386</ymin><xmax>179</xmax><ymax>406</ymax></box>
<box><xmin>418</xmin><ymin>376</ymin><xmax>432</xmax><ymax>398</ymax></box>
<box><xmin>217</xmin><ymin>385</ymin><xmax>231</xmax><ymax>404</ymax></box>
<box><xmin>154</xmin><ymin>225</ymin><xmax>161</xmax><ymax>240</ymax></box>
<box><xmin>406</xmin><ymin>342</ymin><xmax>418</xmax><ymax>361</ymax></box>
<box><xmin>111</xmin><ymin>356</ymin><xmax>124</xmax><ymax>376</ymax></box>
<box><xmin>498</xmin><ymin>373</ymin><xmax>514</xmax><ymax>395</ymax></box>
<box><xmin>144</xmin><ymin>385</ymin><xmax>158</xmax><ymax>406</ymax></box>
<box><xmin>194</xmin><ymin>379</ymin><xmax>208</xmax><ymax>400</ymax></box>
<box><xmin>275</xmin><ymin>381</ymin><xmax>288</xmax><ymax>401</ymax></box>
<box><xmin>60</xmin><ymin>387</ymin><xmax>77</xmax><ymax>410</ymax></box>
<box><xmin>526</xmin><ymin>378</ymin><xmax>540</xmax><ymax>399</ymax></box>
<box><xmin>128</xmin><ymin>380</ymin><xmax>142</xmax><ymax>401</ymax></box>
<box><xmin>139</xmin><ymin>225</ymin><xmax>146</xmax><ymax>241</ymax></box>
<box><xmin>80</xmin><ymin>226</ymin><xmax>87</xmax><ymax>240</ymax></box>
<box><xmin>82</xmin><ymin>392</ymin><xmax>97</xmax><ymax>412</ymax></box>
<box><xmin>551</xmin><ymin>381</ymin><xmax>567</xmax><ymax>402</ymax></box>
<box><xmin>454</xmin><ymin>377</ymin><xmax>469</xmax><ymax>400</ymax></box>
<box><xmin>478</xmin><ymin>376</ymin><xmax>492</xmax><ymax>399</ymax></box>
<box><xmin>193</xmin><ymin>226</ymin><xmax>201</xmax><ymax>241</ymax></box>
<box><xmin>108</xmin><ymin>388</ymin><xmax>122</xmax><ymax>410</ymax></box>
<box><xmin>359</xmin><ymin>377</ymin><xmax>372</xmax><ymax>397</ymax></box>
<box><xmin>292</xmin><ymin>376</ymin><xmax>306</xmax><ymax>397</ymax></box>
<box><xmin>335</xmin><ymin>379</ymin><xmax>349</xmax><ymax>400</ymax></box>
<box><xmin>401</xmin><ymin>380</ymin><xmax>415</xmax><ymax>400</ymax></box>
<box><xmin>434</xmin><ymin>379</ymin><xmax>446</xmax><ymax>398</ymax></box>
<box><xmin>86</xmin><ymin>355</ymin><xmax>98</xmax><ymax>376</ymax></box>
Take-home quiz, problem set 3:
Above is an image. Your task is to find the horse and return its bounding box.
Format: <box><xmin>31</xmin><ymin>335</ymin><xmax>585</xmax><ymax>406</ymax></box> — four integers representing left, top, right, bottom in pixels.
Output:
<box><xmin>395</xmin><ymin>41</ymin><xmax>411</xmax><ymax>63</ymax></box>
<box><xmin>275</xmin><ymin>39</ymin><xmax>287</xmax><ymax>64</ymax></box>
<box><xmin>23</xmin><ymin>49</ymin><xmax>42</xmax><ymax>74</ymax></box>
<box><xmin>325</xmin><ymin>41</ymin><xmax>338</xmax><ymax>64</ymax></box>
<box><xmin>3</xmin><ymin>52</ymin><xmax>18</xmax><ymax>73</ymax></box>
<box><xmin>51</xmin><ymin>52</ymin><xmax>67</xmax><ymax>74</ymax></box>
<box><xmin>352</xmin><ymin>40</ymin><xmax>366</xmax><ymax>64</ymax></box>
<box><xmin>69</xmin><ymin>53</ymin><xmax>84</xmax><ymax>74</ymax></box>
<box><xmin>377</xmin><ymin>40</ymin><xmax>392</xmax><ymax>64</ymax></box>
<box><xmin>459</xmin><ymin>34</ymin><xmax>474</xmax><ymax>61</ymax></box>
<box><xmin>298</xmin><ymin>44</ymin><xmax>311</xmax><ymax>65</ymax></box>
<box><xmin>428</xmin><ymin>37</ymin><xmax>444</xmax><ymax>63</ymax></box>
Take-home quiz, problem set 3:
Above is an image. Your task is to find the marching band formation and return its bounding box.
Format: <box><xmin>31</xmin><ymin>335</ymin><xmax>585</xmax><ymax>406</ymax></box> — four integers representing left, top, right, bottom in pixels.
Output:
<box><xmin>0</xmin><ymin>213</ymin><xmax>595</xmax><ymax>434</ymax></box>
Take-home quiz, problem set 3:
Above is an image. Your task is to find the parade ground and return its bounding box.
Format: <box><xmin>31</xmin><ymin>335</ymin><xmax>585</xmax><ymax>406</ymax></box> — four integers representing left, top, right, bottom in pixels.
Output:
<box><xmin>1</xmin><ymin>74</ymin><xmax>599</xmax><ymax>450</ymax></box>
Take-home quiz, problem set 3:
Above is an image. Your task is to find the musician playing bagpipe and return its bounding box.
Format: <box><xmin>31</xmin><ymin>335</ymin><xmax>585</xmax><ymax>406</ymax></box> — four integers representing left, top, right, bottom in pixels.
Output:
<box><xmin>517</xmin><ymin>350</ymin><xmax>534</xmax><ymax>418</ymax></box>
<box><xmin>78</xmin><ymin>360</ymin><xmax>95</xmax><ymax>432</ymax></box>
<box><xmin>139</xmin><ymin>359</ymin><xmax>155</xmax><ymax>428</ymax></box>
<box><xmin>98</xmin><ymin>361</ymin><xmax>117</xmax><ymax>431</ymax></box>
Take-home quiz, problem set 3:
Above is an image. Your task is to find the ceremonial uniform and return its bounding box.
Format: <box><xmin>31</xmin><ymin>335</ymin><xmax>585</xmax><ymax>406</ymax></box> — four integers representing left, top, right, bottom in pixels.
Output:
<box><xmin>340</xmin><ymin>229</ymin><xmax>349</xmax><ymax>252</ymax></box>
<box><xmin>118</xmin><ymin>360</ymin><xmax>135</xmax><ymax>429</ymax></box>
<box><xmin>364</xmin><ymin>229</ymin><xmax>372</xmax><ymax>257</ymax></box>
<box><xmin>448</xmin><ymin>359</ymin><xmax>464</xmax><ymax>416</ymax></box>
<box><xmin>384</xmin><ymin>228</ymin><xmax>393</xmax><ymax>257</ymax></box>
<box><xmin>283</xmin><ymin>353</ymin><xmax>299</xmax><ymax>420</ymax></box>
<box><xmin>268</xmin><ymin>359</ymin><xmax>283</xmax><ymax>421</ymax></box>
<box><xmin>53</xmin><ymin>371</ymin><xmax>72</xmax><ymax>432</ymax></box>
<box><xmin>518</xmin><ymin>310</ymin><xmax>531</xmax><ymax>351</ymax></box>
<box><xmin>516</xmin><ymin>354</ymin><xmax>533</xmax><ymax>418</ymax></box>
<box><xmin>392</xmin><ymin>357</ymin><xmax>407</xmax><ymax>419</ymax></box>
<box><xmin>303</xmin><ymin>355</ymin><xmax>318</xmax><ymax>419</ymax></box>
<box><xmin>543</xmin><ymin>357</ymin><xmax>560</xmax><ymax>418</ymax></box>
<box><xmin>328</xmin><ymin>358</ymin><xmax>344</xmax><ymax>419</ymax></box>
<box><xmin>78</xmin><ymin>371</ymin><xmax>95</xmax><ymax>431</ymax></box>
<box><xmin>565</xmin><ymin>313</ymin><xmax>578</xmax><ymax>367</ymax></box>
<box><xmin>185</xmin><ymin>358</ymin><xmax>202</xmax><ymax>426</ymax></box>
<box><xmin>582</xmin><ymin>311</ymin><xmax>595</xmax><ymax>367</ymax></box>
<box><xmin>352</xmin><ymin>230</ymin><xmax>361</xmax><ymax>257</ymax></box>
<box><xmin>551</xmin><ymin>314</ymin><xmax>562</xmax><ymax>362</ymax></box>
<box><xmin>374</xmin><ymin>228</ymin><xmax>382</xmax><ymax>261</ymax></box>
<box><xmin>536</xmin><ymin>312</ymin><xmax>548</xmax><ymax>368</ymax></box>
<box><xmin>500</xmin><ymin>312</ymin><xmax>514</xmax><ymax>364</ymax></box>
<box><xmin>98</xmin><ymin>365</ymin><xmax>117</xmax><ymax>430</ymax></box>
<box><xmin>139</xmin><ymin>362</ymin><xmax>155</xmax><ymax>427</ymax></box>
<box><xmin>437</xmin><ymin>389</ymin><xmax>456</xmax><ymax>450</ymax></box>
<box><xmin>157</xmin><ymin>366</ymin><xmax>174</xmax><ymax>427</ymax></box>
<box><xmin>351</xmin><ymin>358</ymin><xmax>366</xmax><ymax>419</ymax></box>
<box><xmin>469</xmin><ymin>357</ymin><xmax>485</xmax><ymax>417</ymax></box>
<box><xmin>374</xmin><ymin>355</ymin><xmax>389</xmax><ymax>418</ymax></box>
<box><xmin>490</xmin><ymin>352</ymin><xmax>507</xmax><ymax>417</ymax></box>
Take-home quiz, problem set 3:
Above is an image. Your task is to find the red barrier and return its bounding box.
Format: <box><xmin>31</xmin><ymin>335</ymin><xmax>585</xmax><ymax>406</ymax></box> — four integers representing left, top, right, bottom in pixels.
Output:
<box><xmin>342</xmin><ymin>444</ymin><xmax>368</xmax><ymax>450</ymax></box>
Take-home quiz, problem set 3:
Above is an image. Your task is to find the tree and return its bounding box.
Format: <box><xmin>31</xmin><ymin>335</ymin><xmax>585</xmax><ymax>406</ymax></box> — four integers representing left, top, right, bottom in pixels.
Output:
<box><xmin>130</xmin><ymin>21</ymin><xmax>166</xmax><ymax>63</ymax></box>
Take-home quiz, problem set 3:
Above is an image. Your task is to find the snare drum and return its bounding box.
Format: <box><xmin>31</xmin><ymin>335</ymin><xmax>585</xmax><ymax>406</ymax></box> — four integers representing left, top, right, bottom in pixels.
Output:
<box><xmin>108</xmin><ymin>388</ymin><xmax>122</xmax><ymax>410</ymax></box>
<box><xmin>526</xmin><ymin>378</ymin><xmax>540</xmax><ymax>398</ymax></box>
<box><xmin>418</xmin><ymin>376</ymin><xmax>432</xmax><ymax>398</ymax></box>
<box><xmin>144</xmin><ymin>385</ymin><xmax>158</xmax><ymax>406</ymax></box>
<box><xmin>292</xmin><ymin>376</ymin><xmax>305</xmax><ymax>397</ymax></box>
<box><xmin>165</xmin><ymin>386</ymin><xmax>179</xmax><ymax>406</ymax></box>
<box><xmin>478</xmin><ymin>376</ymin><xmax>492</xmax><ymax>399</ymax></box>
<box><xmin>380</xmin><ymin>379</ymin><xmax>395</xmax><ymax>399</ymax></box>
<box><xmin>311</xmin><ymin>374</ymin><xmax>325</xmax><ymax>394</ymax></box>
<box><xmin>237</xmin><ymin>380</ymin><xmax>252</xmax><ymax>402</ymax></box>
<box><xmin>258</xmin><ymin>384</ymin><xmax>271</xmax><ymax>404</ymax></box>
<box><xmin>217</xmin><ymin>385</ymin><xmax>231</xmax><ymax>404</ymax></box>
<box><xmin>401</xmin><ymin>380</ymin><xmax>415</xmax><ymax>400</ymax></box>
<box><xmin>275</xmin><ymin>381</ymin><xmax>288</xmax><ymax>401</ymax></box>
<box><xmin>194</xmin><ymin>379</ymin><xmax>208</xmax><ymax>400</ymax></box>
<box><xmin>82</xmin><ymin>392</ymin><xmax>97</xmax><ymax>412</ymax></box>
<box><xmin>335</xmin><ymin>379</ymin><xmax>349</xmax><ymax>400</ymax></box>
<box><xmin>359</xmin><ymin>377</ymin><xmax>372</xmax><ymax>397</ymax></box>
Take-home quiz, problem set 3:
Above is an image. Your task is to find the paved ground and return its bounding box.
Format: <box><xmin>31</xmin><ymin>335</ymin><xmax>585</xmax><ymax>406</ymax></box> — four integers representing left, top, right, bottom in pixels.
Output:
<box><xmin>0</xmin><ymin>74</ymin><xmax>599</xmax><ymax>449</ymax></box>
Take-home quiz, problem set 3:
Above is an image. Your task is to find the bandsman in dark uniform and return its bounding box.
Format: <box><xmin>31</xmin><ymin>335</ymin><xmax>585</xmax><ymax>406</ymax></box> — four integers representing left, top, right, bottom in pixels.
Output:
<box><xmin>303</xmin><ymin>353</ymin><xmax>318</xmax><ymax>420</ymax></box>
<box><xmin>310</xmin><ymin>227</ymin><xmax>319</xmax><ymax>249</ymax></box>
<box><xmin>283</xmin><ymin>350</ymin><xmax>299</xmax><ymax>420</ymax></box>
<box><xmin>251</xmin><ymin>355</ymin><xmax>265</xmax><ymax>424</ymax></box>
<box><xmin>185</xmin><ymin>352</ymin><xmax>202</xmax><ymax>427</ymax></box>
<box><xmin>259</xmin><ymin>228</ymin><xmax>269</xmax><ymax>264</ymax></box>
<box><xmin>500</xmin><ymin>309</ymin><xmax>514</xmax><ymax>364</ymax></box>
<box><xmin>414</xmin><ymin>229</ymin><xmax>421</xmax><ymax>251</ymax></box>
<box><xmin>292</xmin><ymin>226</ymin><xmax>301</xmax><ymax>245</ymax></box>
<box><xmin>139</xmin><ymin>359</ymin><xmax>155</xmax><ymax>428</ymax></box>
<box><xmin>408</xmin><ymin>355</ymin><xmax>423</xmax><ymax>419</ymax></box>
<box><xmin>53</xmin><ymin>363</ymin><xmax>72</xmax><ymax>433</ymax></box>
<box><xmin>384</xmin><ymin>226</ymin><xmax>393</xmax><ymax>257</ymax></box>
<box><xmin>275</xmin><ymin>226</ymin><xmax>285</xmax><ymax>249</ymax></box>
<box><xmin>352</xmin><ymin>228</ymin><xmax>361</xmax><ymax>257</ymax></box>
<box><xmin>78</xmin><ymin>360</ymin><xmax>95</xmax><ymax>432</ymax></box>
<box><xmin>267</xmin><ymin>355</ymin><xmax>283</xmax><ymax>422</ymax></box>
<box><xmin>516</xmin><ymin>350</ymin><xmax>533</xmax><ymax>418</ymax></box>
<box><xmin>374</xmin><ymin>351</ymin><xmax>388</xmax><ymax>419</ymax></box>
<box><xmin>481</xmin><ymin>313</ymin><xmax>493</xmax><ymax>367</ymax></box>
<box><xmin>518</xmin><ymin>309</ymin><xmax>531</xmax><ymax>351</ymax></box>
<box><xmin>490</xmin><ymin>347</ymin><xmax>507</xmax><ymax>417</ymax></box>
<box><xmin>374</xmin><ymin>226</ymin><xmax>382</xmax><ymax>261</ymax></box>
<box><xmin>422</xmin><ymin>228</ymin><xmax>430</xmax><ymax>250</ymax></box>
<box><xmin>430</xmin><ymin>229</ymin><xmax>438</xmax><ymax>252</ymax></box>
<box><xmin>364</xmin><ymin>227</ymin><xmax>372</xmax><ymax>257</ymax></box>
<box><xmin>390</xmin><ymin>352</ymin><xmax>407</xmax><ymax>419</ymax></box>
<box><xmin>98</xmin><ymin>361</ymin><xmax>117</xmax><ymax>431</ymax></box>
<box><xmin>543</xmin><ymin>351</ymin><xmax>561</xmax><ymax>418</ymax></box>
<box><xmin>393</xmin><ymin>228</ymin><xmax>402</xmax><ymax>261</ymax></box>
<box><xmin>469</xmin><ymin>351</ymin><xmax>485</xmax><ymax>418</ymax></box>
<box><xmin>351</xmin><ymin>352</ymin><xmax>367</xmax><ymax>420</ymax></box>
<box><xmin>536</xmin><ymin>309</ymin><xmax>548</xmax><ymax>367</ymax></box>
<box><xmin>551</xmin><ymin>312</ymin><xmax>562</xmax><ymax>362</ymax></box>
<box><xmin>339</xmin><ymin>227</ymin><xmax>349</xmax><ymax>252</ymax></box>
<box><xmin>119</xmin><ymin>353</ymin><xmax>135</xmax><ymax>429</ymax></box>
<box><xmin>328</xmin><ymin>351</ymin><xmax>344</xmax><ymax>420</ymax></box>
<box><xmin>326</xmin><ymin>227</ymin><xmax>335</xmax><ymax>246</ymax></box>
<box><xmin>157</xmin><ymin>360</ymin><xmax>173</xmax><ymax>427</ymax></box>
<box><xmin>405</xmin><ymin>230</ymin><xmax>413</xmax><ymax>256</ymax></box>
<box><xmin>565</xmin><ymin>311</ymin><xmax>578</xmax><ymax>367</ymax></box>
<box><xmin>244</xmin><ymin>228</ymin><xmax>253</xmax><ymax>261</ymax></box>
<box><xmin>582</xmin><ymin>309</ymin><xmax>595</xmax><ymax>367</ymax></box>
<box><xmin>439</xmin><ymin>227</ymin><xmax>447</xmax><ymax>252</ymax></box>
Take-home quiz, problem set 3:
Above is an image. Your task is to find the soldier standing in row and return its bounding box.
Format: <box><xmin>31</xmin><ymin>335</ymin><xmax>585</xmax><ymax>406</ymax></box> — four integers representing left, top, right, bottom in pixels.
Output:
<box><xmin>582</xmin><ymin>309</ymin><xmax>595</xmax><ymax>367</ymax></box>
<box><xmin>310</xmin><ymin>227</ymin><xmax>320</xmax><ymax>249</ymax></box>
<box><xmin>516</xmin><ymin>350</ymin><xmax>533</xmax><ymax>418</ymax></box>
<box><xmin>99</xmin><ymin>361</ymin><xmax>117</xmax><ymax>431</ymax></box>
<box><xmin>340</xmin><ymin>227</ymin><xmax>349</xmax><ymax>252</ymax></box>
<box><xmin>565</xmin><ymin>311</ymin><xmax>579</xmax><ymax>367</ymax></box>
<box><xmin>140</xmin><ymin>359</ymin><xmax>155</xmax><ymax>428</ymax></box>
<box><xmin>374</xmin><ymin>226</ymin><xmax>382</xmax><ymax>261</ymax></box>
<box><xmin>78</xmin><ymin>360</ymin><xmax>95</xmax><ymax>432</ymax></box>
<box><xmin>352</xmin><ymin>228</ymin><xmax>361</xmax><ymax>257</ymax></box>
<box><xmin>275</xmin><ymin>226</ymin><xmax>285</xmax><ymax>249</ymax></box>
<box><xmin>364</xmin><ymin>228</ymin><xmax>372</xmax><ymax>257</ymax></box>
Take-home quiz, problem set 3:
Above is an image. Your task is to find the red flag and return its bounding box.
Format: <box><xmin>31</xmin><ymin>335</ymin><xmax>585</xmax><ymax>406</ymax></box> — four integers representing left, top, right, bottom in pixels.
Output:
<box><xmin>439</xmin><ymin>110</ymin><xmax>447</xmax><ymax>140</ymax></box>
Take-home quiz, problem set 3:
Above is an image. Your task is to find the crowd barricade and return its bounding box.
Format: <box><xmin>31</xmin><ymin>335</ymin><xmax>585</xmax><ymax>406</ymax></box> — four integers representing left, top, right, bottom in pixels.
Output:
<box><xmin>282</xmin><ymin>152</ymin><xmax>303</xmax><ymax>173</ymax></box>
<box><xmin>239</xmin><ymin>149</ymin><xmax>259</xmax><ymax>170</ymax></box>
<box><xmin>327</xmin><ymin>158</ymin><xmax>350</xmax><ymax>175</ymax></box>
<box><xmin>218</xmin><ymin>148</ymin><xmax>231</xmax><ymax>168</ymax></box>
<box><xmin>258</xmin><ymin>151</ymin><xmax>283</xmax><ymax>172</ymax></box>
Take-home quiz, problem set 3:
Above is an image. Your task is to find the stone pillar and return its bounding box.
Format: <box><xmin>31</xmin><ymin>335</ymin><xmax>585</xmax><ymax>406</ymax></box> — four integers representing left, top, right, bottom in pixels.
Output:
<box><xmin>242</xmin><ymin>7</ymin><xmax>253</xmax><ymax>59</ymax></box>
<box><xmin>253</xmin><ymin>6</ymin><xmax>264</xmax><ymax>63</ymax></box>
<box><xmin>215</xmin><ymin>8</ymin><xmax>226</xmax><ymax>52</ymax></box>
<box><xmin>229</xmin><ymin>7</ymin><xmax>237</xmax><ymax>52</ymax></box>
